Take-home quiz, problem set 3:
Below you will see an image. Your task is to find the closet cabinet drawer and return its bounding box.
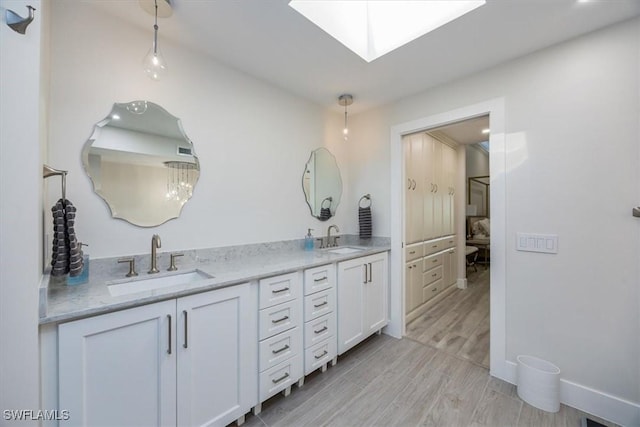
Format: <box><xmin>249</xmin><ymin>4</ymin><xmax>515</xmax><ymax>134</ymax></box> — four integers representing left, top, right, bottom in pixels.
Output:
<box><xmin>304</xmin><ymin>265</ymin><xmax>335</xmax><ymax>295</ymax></box>
<box><xmin>259</xmin><ymin>353</ymin><xmax>303</xmax><ymax>401</ymax></box>
<box><xmin>423</xmin><ymin>279</ymin><xmax>444</xmax><ymax>303</ymax></box>
<box><xmin>424</xmin><ymin>239</ymin><xmax>443</xmax><ymax>256</ymax></box>
<box><xmin>405</xmin><ymin>244</ymin><xmax>423</xmax><ymax>262</ymax></box>
<box><xmin>441</xmin><ymin>235</ymin><xmax>456</xmax><ymax>250</ymax></box>
<box><xmin>304</xmin><ymin>339</ymin><xmax>337</xmax><ymax>375</ymax></box>
<box><xmin>259</xmin><ymin>327</ymin><xmax>302</xmax><ymax>372</ymax></box>
<box><xmin>304</xmin><ymin>313</ymin><xmax>335</xmax><ymax>348</ymax></box>
<box><xmin>304</xmin><ymin>288</ymin><xmax>335</xmax><ymax>321</ymax></box>
<box><xmin>423</xmin><ymin>253</ymin><xmax>443</xmax><ymax>271</ymax></box>
<box><xmin>423</xmin><ymin>266</ymin><xmax>443</xmax><ymax>287</ymax></box>
<box><xmin>259</xmin><ymin>272</ymin><xmax>300</xmax><ymax>309</ymax></box>
<box><xmin>259</xmin><ymin>299</ymin><xmax>300</xmax><ymax>340</ymax></box>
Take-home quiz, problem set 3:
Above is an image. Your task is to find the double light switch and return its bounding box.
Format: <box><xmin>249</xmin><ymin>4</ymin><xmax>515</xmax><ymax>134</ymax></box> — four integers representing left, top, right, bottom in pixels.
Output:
<box><xmin>516</xmin><ymin>233</ymin><xmax>558</xmax><ymax>254</ymax></box>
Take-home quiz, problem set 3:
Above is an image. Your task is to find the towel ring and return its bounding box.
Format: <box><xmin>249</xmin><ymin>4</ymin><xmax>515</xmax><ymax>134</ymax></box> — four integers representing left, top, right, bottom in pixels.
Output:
<box><xmin>321</xmin><ymin>197</ymin><xmax>333</xmax><ymax>209</ymax></box>
<box><xmin>358</xmin><ymin>194</ymin><xmax>371</xmax><ymax>208</ymax></box>
<box><xmin>43</xmin><ymin>164</ymin><xmax>68</xmax><ymax>201</ymax></box>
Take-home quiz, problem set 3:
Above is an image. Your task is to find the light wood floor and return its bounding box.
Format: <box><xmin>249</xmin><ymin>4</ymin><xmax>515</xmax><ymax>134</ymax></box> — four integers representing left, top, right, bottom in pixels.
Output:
<box><xmin>237</xmin><ymin>266</ymin><xmax>618</xmax><ymax>427</ymax></box>
<box><xmin>406</xmin><ymin>266</ymin><xmax>490</xmax><ymax>368</ymax></box>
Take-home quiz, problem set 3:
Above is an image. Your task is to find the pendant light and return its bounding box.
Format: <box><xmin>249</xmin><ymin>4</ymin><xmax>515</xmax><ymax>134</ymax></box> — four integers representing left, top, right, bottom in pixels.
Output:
<box><xmin>338</xmin><ymin>94</ymin><xmax>353</xmax><ymax>142</ymax></box>
<box><xmin>141</xmin><ymin>0</ymin><xmax>171</xmax><ymax>81</ymax></box>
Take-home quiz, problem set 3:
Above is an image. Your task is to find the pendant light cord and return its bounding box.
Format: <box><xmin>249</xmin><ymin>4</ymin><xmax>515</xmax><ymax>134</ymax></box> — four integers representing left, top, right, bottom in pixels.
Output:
<box><xmin>153</xmin><ymin>0</ymin><xmax>159</xmax><ymax>55</ymax></box>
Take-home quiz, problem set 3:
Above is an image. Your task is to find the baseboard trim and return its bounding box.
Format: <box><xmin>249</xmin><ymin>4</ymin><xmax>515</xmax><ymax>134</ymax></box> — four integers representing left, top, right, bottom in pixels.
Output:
<box><xmin>503</xmin><ymin>361</ymin><xmax>640</xmax><ymax>426</ymax></box>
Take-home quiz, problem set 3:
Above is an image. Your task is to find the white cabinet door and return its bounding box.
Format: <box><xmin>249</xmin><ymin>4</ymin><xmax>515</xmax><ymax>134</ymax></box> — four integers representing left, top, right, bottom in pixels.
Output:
<box><xmin>59</xmin><ymin>300</ymin><xmax>177</xmax><ymax>427</ymax></box>
<box><xmin>441</xmin><ymin>144</ymin><xmax>457</xmax><ymax>236</ymax></box>
<box><xmin>405</xmin><ymin>260</ymin><xmax>422</xmax><ymax>314</ymax></box>
<box><xmin>177</xmin><ymin>283</ymin><xmax>257</xmax><ymax>427</ymax></box>
<box><xmin>365</xmin><ymin>254</ymin><xmax>388</xmax><ymax>334</ymax></box>
<box><xmin>405</xmin><ymin>134</ymin><xmax>424</xmax><ymax>244</ymax></box>
<box><xmin>337</xmin><ymin>252</ymin><xmax>389</xmax><ymax>355</ymax></box>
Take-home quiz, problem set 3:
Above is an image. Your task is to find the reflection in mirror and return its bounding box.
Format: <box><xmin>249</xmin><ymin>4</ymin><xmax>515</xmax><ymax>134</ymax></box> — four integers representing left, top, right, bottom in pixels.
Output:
<box><xmin>81</xmin><ymin>101</ymin><xmax>200</xmax><ymax>227</ymax></box>
<box><xmin>302</xmin><ymin>147</ymin><xmax>342</xmax><ymax>221</ymax></box>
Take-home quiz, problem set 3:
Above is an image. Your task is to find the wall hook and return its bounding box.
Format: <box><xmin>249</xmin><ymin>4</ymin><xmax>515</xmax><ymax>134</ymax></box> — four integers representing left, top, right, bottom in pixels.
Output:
<box><xmin>6</xmin><ymin>5</ymin><xmax>36</xmax><ymax>35</ymax></box>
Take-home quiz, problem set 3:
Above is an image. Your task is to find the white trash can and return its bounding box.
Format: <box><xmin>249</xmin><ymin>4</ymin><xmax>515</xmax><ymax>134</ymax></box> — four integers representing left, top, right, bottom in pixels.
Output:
<box><xmin>516</xmin><ymin>355</ymin><xmax>561</xmax><ymax>412</ymax></box>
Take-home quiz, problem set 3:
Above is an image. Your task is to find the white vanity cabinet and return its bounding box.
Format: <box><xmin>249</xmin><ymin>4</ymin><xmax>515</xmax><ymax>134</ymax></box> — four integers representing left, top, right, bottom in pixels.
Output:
<box><xmin>302</xmin><ymin>264</ymin><xmax>337</xmax><ymax>376</ymax></box>
<box><xmin>255</xmin><ymin>272</ymin><xmax>303</xmax><ymax>414</ymax></box>
<box><xmin>58</xmin><ymin>283</ymin><xmax>257</xmax><ymax>427</ymax></box>
<box><xmin>337</xmin><ymin>252</ymin><xmax>389</xmax><ymax>355</ymax></box>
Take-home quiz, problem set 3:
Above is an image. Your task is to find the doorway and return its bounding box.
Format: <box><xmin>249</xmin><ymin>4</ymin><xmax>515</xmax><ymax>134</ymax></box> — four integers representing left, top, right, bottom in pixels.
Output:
<box><xmin>403</xmin><ymin>116</ymin><xmax>491</xmax><ymax>368</ymax></box>
<box><xmin>388</xmin><ymin>98</ymin><xmax>509</xmax><ymax>381</ymax></box>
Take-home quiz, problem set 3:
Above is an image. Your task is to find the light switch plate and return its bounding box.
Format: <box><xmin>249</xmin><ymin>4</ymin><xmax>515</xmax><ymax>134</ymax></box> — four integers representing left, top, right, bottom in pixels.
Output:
<box><xmin>516</xmin><ymin>233</ymin><xmax>558</xmax><ymax>254</ymax></box>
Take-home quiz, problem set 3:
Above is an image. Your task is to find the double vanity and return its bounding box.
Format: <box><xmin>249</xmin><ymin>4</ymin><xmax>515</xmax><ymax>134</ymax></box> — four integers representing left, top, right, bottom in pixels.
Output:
<box><xmin>40</xmin><ymin>237</ymin><xmax>390</xmax><ymax>426</ymax></box>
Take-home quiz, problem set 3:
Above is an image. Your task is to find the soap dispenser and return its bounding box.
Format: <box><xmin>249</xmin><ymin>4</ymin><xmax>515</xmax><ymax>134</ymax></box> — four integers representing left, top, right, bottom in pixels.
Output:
<box><xmin>304</xmin><ymin>229</ymin><xmax>314</xmax><ymax>251</ymax></box>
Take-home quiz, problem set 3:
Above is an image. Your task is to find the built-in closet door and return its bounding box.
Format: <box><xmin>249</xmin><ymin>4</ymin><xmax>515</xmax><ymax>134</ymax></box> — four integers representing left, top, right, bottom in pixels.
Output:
<box><xmin>441</xmin><ymin>143</ymin><xmax>457</xmax><ymax>236</ymax></box>
<box><xmin>405</xmin><ymin>134</ymin><xmax>424</xmax><ymax>244</ymax></box>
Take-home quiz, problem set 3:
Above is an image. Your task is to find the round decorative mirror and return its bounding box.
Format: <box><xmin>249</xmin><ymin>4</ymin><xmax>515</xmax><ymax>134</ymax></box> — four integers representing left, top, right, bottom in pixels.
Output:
<box><xmin>302</xmin><ymin>147</ymin><xmax>342</xmax><ymax>221</ymax></box>
<box><xmin>81</xmin><ymin>101</ymin><xmax>200</xmax><ymax>227</ymax></box>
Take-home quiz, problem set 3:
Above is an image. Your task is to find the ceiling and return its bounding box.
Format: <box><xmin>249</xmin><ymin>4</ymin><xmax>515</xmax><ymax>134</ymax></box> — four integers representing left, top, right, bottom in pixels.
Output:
<box><xmin>91</xmin><ymin>0</ymin><xmax>640</xmax><ymax>114</ymax></box>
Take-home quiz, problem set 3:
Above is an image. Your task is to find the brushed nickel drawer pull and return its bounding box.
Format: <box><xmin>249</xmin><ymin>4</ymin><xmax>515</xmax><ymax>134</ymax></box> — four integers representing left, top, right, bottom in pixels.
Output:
<box><xmin>314</xmin><ymin>301</ymin><xmax>328</xmax><ymax>308</ymax></box>
<box><xmin>432</xmin><ymin>245</ymin><xmax>438</xmax><ymax>248</ymax></box>
<box><xmin>314</xmin><ymin>326</ymin><xmax>328</xmax><ymax>334</ymax></box>
<box><xmin>272</xmin><ymin>344</ymin><xmax>290</xmax><ymax>355</ymax></box>
<box><xmin>432</xmin><ymin>259</ymin><xmax>437</xmax><ymax>263</ymax></box>
<box><xmin>183</xmin><ymin>310</ymin><xmax>188</xmax><ymax>349</ymax></box>
<box><xmin>167</xmin><ymin>315</ymin><xmax>172</xmax><ymax>355</ymax></box>
<box><xmin>314</xmin><ymin>350</ymin><xmax>329</xmax><ymax>360</ymax></box>
<box><xmin>432</xmin><ymin>288</ymin><xmax>438</xmax><ymax>292</ymax></box>
<box><xmin>409</xmin><ymin>250</ymin><xmax>415</xmax><ymax>254</ymax></box>
<box><xmin>272</xmin><ymin>287</ymin><xmax>290</xmax><ymax>294</ymax></box>
<box><xmin>432</xmin><ymin>273</ymin><xmax>437</xmax><ymax>277</ymax></box>
<box><xmin>272</xmin><ymin>315</ymin><xmax>290</xmax><ymax>324</ymax></box>
<box><xmin>272</xmin><ymin>372</ymin><xmax>290</xmax><ymax>384</ymax></box>
<box><xmin>314</xmin><ymin>276</ymin><xmax>327</xmax><ymax>282</ymax></box>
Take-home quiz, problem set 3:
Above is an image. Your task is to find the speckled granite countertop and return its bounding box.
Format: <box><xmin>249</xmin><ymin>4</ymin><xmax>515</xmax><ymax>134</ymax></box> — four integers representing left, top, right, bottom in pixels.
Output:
<box><xmin>40</xmin><ymin>236</ymin><xmax>390</xmax><ymax>325</ymax></box>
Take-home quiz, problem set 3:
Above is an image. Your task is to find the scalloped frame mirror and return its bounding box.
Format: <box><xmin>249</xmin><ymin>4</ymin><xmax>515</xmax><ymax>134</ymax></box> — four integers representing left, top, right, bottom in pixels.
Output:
<box><xmin>81</xmin><ymin>101</ymin><xmax>200</xmax><ymax>227</ymax></box>
<box><xmin>302</xmin><ymin>147</ymin><xmax>343</xmax><ymax>221</ymax></box>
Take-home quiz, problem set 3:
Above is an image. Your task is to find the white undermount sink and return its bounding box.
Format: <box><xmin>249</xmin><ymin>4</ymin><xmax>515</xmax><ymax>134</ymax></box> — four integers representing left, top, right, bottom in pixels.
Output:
<box><xmin>326</xmin><ymin>246</ymin><xmax>364</xmax><ymax>255</ymax></box>
<box><xmin>107</xmin><ymin>270</ymin><xmax>213</xmax><ymax>297</ymax></box>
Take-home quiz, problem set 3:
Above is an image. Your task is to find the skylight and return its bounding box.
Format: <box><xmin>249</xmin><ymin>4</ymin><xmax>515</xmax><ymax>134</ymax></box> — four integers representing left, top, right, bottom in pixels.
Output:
<box><xmin>289</xmin><ymin>0</ymin><xmax>486</xmax><ymax>62</ymax></box>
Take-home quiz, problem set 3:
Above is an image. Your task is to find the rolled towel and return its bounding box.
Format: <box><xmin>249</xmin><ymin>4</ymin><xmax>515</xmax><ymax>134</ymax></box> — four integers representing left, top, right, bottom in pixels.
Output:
<box><xmin>319</xmin><ymin>207</ymin><xmax>331</xmax><ymax>221</ymax></box>
<box><xmin>359</xmin><ymin>206</ymin><xmax>372</xmax><ymax>238</ymax></box>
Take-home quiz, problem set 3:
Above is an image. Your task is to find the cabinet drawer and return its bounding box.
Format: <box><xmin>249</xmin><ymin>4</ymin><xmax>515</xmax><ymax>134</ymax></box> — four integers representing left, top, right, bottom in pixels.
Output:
<box><xmin>304</xmin><ymin>313</ymin><xmax>335</xmax><ymax>348</ymax></box>
<box><xmin>405</xmin><ymin>243</ymin><xmax>423</xmax><ymax>262</ymax></box>
<box><xmin>304</xmin><ymin>287</ymin><xmax>335</xmax><ymax>321</ymax></box>
<box><xmin>259</xmin><ymin>299</ymin><xmax>300</xmax><ymax>340</ymax></box>
<box><xmin>424</xmin><ymin>239</ymin><xmax>443</xmax><ymax>256</ymax></box>
<box><xmin>304</xmin><ymin>338</ymin><xmax>337</xmax><ymax>375</ymax></box>
<box><xmin>259</xmin><ymin>353</ymin><xmax>303</xmax><ymax>401</ymax></box>
<box><xmin>423</xmin><ymin>278</ymin><xmax>444</xmax><ymax>303</ymax></box>
<box><xmin>441</xmin><ymin>235</ymin><xmax>456</xmax><ymax>250</ymax></box>
<box><xmin>423</xmin><ymin>253</ymin><xmax>443</xmax><ymax>272</ymax></box>
<box><xmin>304</xmin><ymin>264</ymin><xmax>335</xmax><ymax>295</ymax></box>
<box><xmin>259</xmin><ymin>327</ymin><xmax>301</xmax><ymax>372</ymax></box>
<box><xmin>423</xmin><ymin>266</ymin><xmax>443</xmax><ymax>287</ymax></box>
<box><xmin>259</xmin><ymin>272</ymin><xmax>300</xmax><ymax>309</ymax></box>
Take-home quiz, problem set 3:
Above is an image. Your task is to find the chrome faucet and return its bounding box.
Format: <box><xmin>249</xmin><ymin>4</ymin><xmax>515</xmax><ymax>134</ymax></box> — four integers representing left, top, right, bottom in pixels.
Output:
<box><xmin>326</xmin><ymin>224</ymin><xmax>340</xmax><ymax>248</ymax></box>
<box><xmin>149</xmin><ymin>234</ymin><xmax>161</xmax><ymax>274</ymax></box>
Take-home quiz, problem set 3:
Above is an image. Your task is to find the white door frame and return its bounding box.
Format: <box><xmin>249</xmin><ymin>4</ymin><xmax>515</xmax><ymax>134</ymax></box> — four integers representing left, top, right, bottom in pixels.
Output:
<box><xmin>387</xmin><ymin>97</ymin><xmax>509</xmax><ymax>381</ymax></box>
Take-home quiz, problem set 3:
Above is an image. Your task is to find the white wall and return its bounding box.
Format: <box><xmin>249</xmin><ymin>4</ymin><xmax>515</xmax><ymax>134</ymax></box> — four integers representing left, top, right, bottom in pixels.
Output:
<box><xmin>0</xmin><ymin>0</ymin><xmax>43</xmax><ymax>422</ymax></box>
<box><xmin>347</xmin><ymin>17</ymin><xmax>639</xmax><ymax>412</ymax></box>
<box><xmin>47</xmin><ymin>1</ymin><xmax>345</xmax><ymax>259</ymax></box>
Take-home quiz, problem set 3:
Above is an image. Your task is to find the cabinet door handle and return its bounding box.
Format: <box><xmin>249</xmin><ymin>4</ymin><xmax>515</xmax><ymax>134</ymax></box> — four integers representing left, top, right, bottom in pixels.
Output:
<box><xmin>272</xmin><ymin>344</ymin><xmax>290</xmax><ymax>355</ymax></box>
<box><xmin>167</xmin><ymin>314</ymin><xmax>172</xmax><ymax>355</ymax></box>
<box><xmin>272</xmin><ymin>287</ymin><xmax>290</xmax><ymax>294</ymax></box>
<box><xmin>314</xmin><ymin>301</ymin><xmax>328</xmax><ymax>308</ymax></box>
<box><xmin>314</xmin><ymin>326</ymin><xmax>328</xmax><ymax>334</ymax></box>
<box><xmin>368</xmin><ymin>263</ymin><xmax>373</xmax><ymax>283</ymax></box>
<box><xmin>313</xmin><ymin>276</ymin><xmax>327</xmax><ymax>282</ymax></box>
<box><xmin>183</xmin><ymin>310</ymin><xmax>188</xmax><ymax>349</ymax></box>
<box><xmin>412</xmin><ymin>180</ymin><xmax>417</xmax><ymax>190</ymax></box>
<box><xmin>272</xmin><ymin>315</ymin><xmax>290</xmax><ymax>324</ymax></box>
<box><xmin>272</xmin><ymin>372</ymin><xmax>290</xmax><ymax>384</ymax></box>
<box><xmin>435</xmin><ymin>184</ymin><xmax>438</xmax><ymax>193</ymax></box>
<box><xmin>408</xmin><ymin>179</ymin><xmax>412</xmax><ymax>190</ymax></box>
<box><xmin>314</xmin><ymin>350</ymin><xmax>329</xmax><ymax>360</ymax></box>
<box><xmin>363</xmin><ymin>264</ymin><xmax>368</xmax><ymax>284</ymax></box>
